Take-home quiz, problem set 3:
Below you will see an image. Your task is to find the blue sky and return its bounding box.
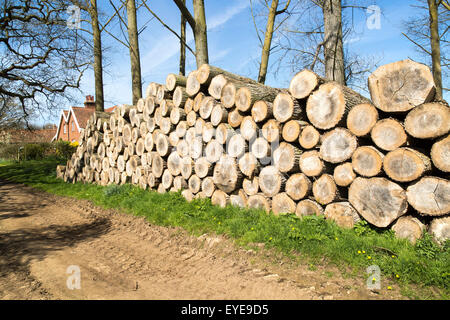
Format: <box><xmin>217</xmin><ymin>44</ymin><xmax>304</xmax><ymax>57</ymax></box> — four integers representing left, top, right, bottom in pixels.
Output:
<box><xmin>39</xmin><ymin>0</ymin><xmax>448</xmax><ymax>125</ymax></box>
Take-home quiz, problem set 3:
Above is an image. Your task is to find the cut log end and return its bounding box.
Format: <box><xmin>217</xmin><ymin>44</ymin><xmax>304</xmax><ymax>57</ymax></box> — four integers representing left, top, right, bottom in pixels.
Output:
<box><xmin>406</xmin><ymin>176</ymin><xmax>450</xmax><ymax>216</ymax></box>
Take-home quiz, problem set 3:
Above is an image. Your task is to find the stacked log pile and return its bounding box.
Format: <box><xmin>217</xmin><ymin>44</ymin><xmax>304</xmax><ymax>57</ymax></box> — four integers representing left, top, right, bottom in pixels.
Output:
<box><xmin>60</xmin><ymin>59</ymin><xmax>450</xmax><ymax>244</ymax></box>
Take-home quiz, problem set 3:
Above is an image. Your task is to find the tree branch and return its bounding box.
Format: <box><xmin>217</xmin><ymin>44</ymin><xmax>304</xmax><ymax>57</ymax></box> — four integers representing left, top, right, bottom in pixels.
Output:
<box><xmin>402</xmin><ymin>32</ymin><xmax>432</xmax><ymax>55</ymax></box>
<box><xmin>172</xmin><ymin>0</ymin><xmax>196</xmax><ymax>30</ymax></box>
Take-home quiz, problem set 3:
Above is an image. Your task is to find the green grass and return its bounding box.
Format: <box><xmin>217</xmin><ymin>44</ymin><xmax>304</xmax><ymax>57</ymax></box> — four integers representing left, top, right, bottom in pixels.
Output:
<box><xmin>0</xmin><ymin>159</ymin><xmax>449</xmax><ymax>299</ymax></box>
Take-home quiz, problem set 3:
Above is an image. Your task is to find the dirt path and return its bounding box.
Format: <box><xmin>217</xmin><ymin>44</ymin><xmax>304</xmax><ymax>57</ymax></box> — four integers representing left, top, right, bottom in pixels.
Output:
<box><xmin>0</xmin><ymin>180</ymin><xmax>404</xmax><ymax>300</ymax></box>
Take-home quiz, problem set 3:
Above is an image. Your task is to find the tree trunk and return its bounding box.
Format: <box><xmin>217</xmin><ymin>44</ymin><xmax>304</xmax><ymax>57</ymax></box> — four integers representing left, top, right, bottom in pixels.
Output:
<box><xmin>173</xmin><ymin>86</ymin><xmax>189</xmax><ymax>108</ymax></box>
<box><xmin>428</xmin><ymin>0</ymin><xmax>443</xmax><ymax>100</ymax></box>
<box><xmin>230</xmin><ymin>190</ymin><xmax>248</xmax><ymax>208</ymax></box>
<box><xmin>406</xmin><ymin>176</ymin><xmax>450</xmax><ymax>216</ymax></box>
<box><xmin>162</xmin><ymin>169</ymin><xmax>174</xmax><ymax>189</ymax></box>
<box><xmin>90</xmin><ymin>0</ymin><xmax>104</xmax><ymax>111</ymax></box>
<box><xmin>193</xmin><ymin>0</ymin><xmax>208</xmax><ymax>67</ymax></box>
<box><xmin>322</xmin><ymin>0</ymin><xmax>346</xmax><ymax>85</ymax></box>
<box><xmin>126</xmin><ymin>0</ymin><xmax>142</xmax><ymax>105</ymax></box>
<box><xmin>240</xmin><ymin>116</ymin><xmax>258</xmax><ymax>141</ymax></box>
<box><xmin>261</xmin><ymin>119</ymin><xmax>281</xmax><ymax>143</ymax></box>
<box><xmin>188</xmin><ymin>174</ymin><xmax>201</xmax><ymax>194</ymax></box>
<box><xmin>228</xmin><ymin>134</ymin><xmax>248</xmax><ymax>158</ymax></box>
<box><xmin>179</xmin><ymin>0</ymin><xmax>186</xmax><ymax>76</ymax></box>
<box><xmin>167</xmin><ymin>151</ymin><xmax>182</xmax><ymax>176</ymax></box>
<box><xmin>258</xmin><ymin>0</ymin><xmax>279</xmax><ymax>84</ymax></box>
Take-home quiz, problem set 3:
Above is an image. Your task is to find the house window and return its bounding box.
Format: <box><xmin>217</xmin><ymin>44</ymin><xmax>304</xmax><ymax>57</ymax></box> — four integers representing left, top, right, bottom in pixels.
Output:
<box><xmin>64</xmin><ymin>124</ymin><xmax>67</xmax><ymax>134</ymax></box>
<box><xmin>72</xmin><ymin>122</ymin><xmax>75</xmax><ymax>132</ymax></box>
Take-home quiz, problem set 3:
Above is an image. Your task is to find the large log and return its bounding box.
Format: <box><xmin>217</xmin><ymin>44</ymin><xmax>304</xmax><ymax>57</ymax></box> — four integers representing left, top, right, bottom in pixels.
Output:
<box><xmin>368</xmin><ymin>59</ymin><xmax>436</xmax><ymax>113</ymax></box>
<box><xmin>235</xmin><ymin>84</ymin><xmax>280</xmax><ymax>113</ymax></box>
<box><xmin>213</xmin><ymin>155</ymin><xmax>243</xmax><ymax>193</ymax></box>
<box><xmin>251</xmin><ymin>101</ymin><xmax>273</xmax><ymax>123</ymax></box>
<box><xmin>320</xmin><ymin>128</ymin><xmax>357</xmax><ymax>163</ymax></box>
<box><xmin>430</xmin><ymin>134</ymin><xmax>450</xmax><ymax>172</ymax></box>
<box><xmin>295</xmin><ymin>199</ymin><xmax>324</xmax><ymax>217</ymax></box>
<box><xmin>166</xmin><ymin>73</ymin><xmax>187</xmax><ymax>91</ymax></box>
<box><xmin>227</xmin><ymin>134</ymin><xmax>247</xmax><ymax>158</ymax></box>
<box><xmin>242</xmin><ymin>176</ymin><xmax>259</xmax><ymax>196</ymax></box>
<box><xmin>299</xmin><ymin>150</ymin><xmax>325</xmax><ymax>177</ymax></box>
<box><xmin>429</xmin><ymin>216</ymin><xmax>450</xmax><ymax>244</ymax></box>
<box><xmin>208</xmin><ymin>74</ymin><xmax>228</xmax><ymax>99</ymax></box>
<box><xmin>285</xmin><ymin>173</ymin><xmax>311</xmax><ymax>201</ymax></box>
<box><xmin>349</xmin><ymin>177</ymin><xmax>408</xmax><ymax>228</ymax></box>
<box><xmin>272</xmin><ymin>193</ymin><xmax>296</xmax><ymax>215</ymax></box>
<box><xmin>298</xmin><ymin>125</ymin><xmax>320</xmax><ymax>149</ymax></box>
<box><xmin>201</xmin><ymin>176</ymin><xmax>215</xmax><ymax>197</ymax></box>
<box><xmin>238</xmin><ymin>152</ymin><xmax>260</xmax><ymax>177</ymax></box>
<box><xmin>346</xmin><ymin>103</ymin><xmax>379</xmax><ymax>137</ymax></box>
<box><xmin>351</xmin><ymin>146</ymin><xmax>384</xmax><ymax>177</ymax></box>
<box><xmin>371</xmin><ymin>118</ymin><xmax>408</xmax><ymax>151</ymax></box>
<box><xmin>404</xmin><ymin>102</ymin><xmax>450</xmax><ymax>139</ymax></box>
<box><xmin>247</xmin><ymin>194</ymin><xmax>271</xmax><ymax>213</ymax></box>
<box><xmin>289</xmin><ymin>69</ymin><xmax>325</xmax><ymax>99</ymax></box>
<box><xmin>391</xmin><ymin>216</ymin><xmax>425</xmax><ymax>244</ymax></box>
<box><xmin>306</xmin><ymin>82</ymin><xmax>370</xmax><ymax>130</ymax></box>
<box><xmin>211</xmin><ymin>190</ymin><xmax>230</xmax><ymax>208</ymax></box>
<box><xmin>240</xmin><ymin>116</ymin><xmax>258</xmax><ymax>141</ymax></box>
<box><xmin>273</xmin><ymin>92</ymin><xmax>304</xmax><ymax>123</ymax></box>
<box><xmin>312</xmin><ymin>174</ymin><xmax>339</xmax><ymax>205</ymax></box>
<box><xmin>259</xmin><ymin>166</ymin><xmax>286</xmax><ymax>197</ymax></box>
<box><xmin>196</xmin><ymin>64</ymin><xmax>258</xmax><ymax>86</ymax></box>
<box><xmin>324</xmin><ymin>202</ymin><xmax>361</xmax><ymax>229</ymax></box>
<box><xmin>333</xmin><ymin>162</ymin><xmax>356</xmax><ymax>187</ymax></box>
<box><xmin>273</xmin><ymin>142</ymin><xmax>302</xmax><ymax>173</ymax></box>
<box><xmin>406</xmin><ymin>176</ymin><xmax>450</xmax><ymax>216</ymax></box>
<box><xmin>383</xmin><ymin>148</ymin><xmax>431</xmax><ymax>182</ymax></box>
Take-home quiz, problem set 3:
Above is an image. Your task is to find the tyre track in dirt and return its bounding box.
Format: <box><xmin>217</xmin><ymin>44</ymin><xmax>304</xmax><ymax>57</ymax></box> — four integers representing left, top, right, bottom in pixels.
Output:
<box><xmin>0</xmin><ymin>180</ymin><xmax>404</xmax><ymax>300</ymax></box>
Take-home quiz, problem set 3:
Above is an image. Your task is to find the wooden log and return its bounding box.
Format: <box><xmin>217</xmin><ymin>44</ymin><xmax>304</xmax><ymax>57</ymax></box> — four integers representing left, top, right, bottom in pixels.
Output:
<box><xmin>185</xmin><ymin>127</ymin><xmax>197</xmax><ymax>143</ymax></box>
<box><xmin>391</xmin><ymin>216</ymin><xmax>426</xmax><ymax>244</ymax></box>
<box><xmin>298</xmin><ymin>125</ymin><xmax>320</xmax><ymax>149</ymax></box>
<box><xmin>216</xmin><ymin>123</ymin><xmax>235</xmax><ymax>144</ymax></box>
<box><xmin>213</xmin><ymin>155</ymin><xmax>243</xmax><ymax>193</ymax></box>
<box><xmin>221</xmin><ymin>80</ymin><xmax>248</xmax><ymax>109</ymax></box>
<box><xmin>312</xmin><ymin>174</ymin><xmax>338</xmax><ymax>205</ymax></box>
<box><xmin>154</xmin><ymin>107</ymin><xmax>163</xmax><ymax>127</ymax></box>
<box><xmin>289</xmin><ymin>69</ymin><xmax>325</xmax><ymax>99</ymax></box>
<box><xmin>250</xmin><ymin>137</ymin><xmax>271</xmax><ymax>160</ymax></box>
<box><xmin>228</xmin><ymin>108</ymin><xmax>244</xmax><ymax>128</ymax></box>
<box><xmin>147</xmin><ymin>118</ymin><xmax>155</xmax><ymax>133</ymax></box>
<box><xmin>404</xmin><ymin>102</ymin><xmax>450</xmax><ymax>139</ymax></box>
<box><xmin>189</xmin><ymin>137</ymin><xmax>203</xmax><ymax>159</ymax></box>
<box><xmin>166</xmin><ymin>73</ymin><xmax>187</xmax><ymax>91</ymax></box>
<box><xmin>145</xmin><ymin>82</ymin><xmax>160</xmax><ymax>98</ymax></box>
<box><xmin>261</xmin><ymin>119</ymin><xmax>281</xmax><ymax>143</ymax></box>
<box><xmin>243</xmin><ymin>176</ymin><xmax>259</xmax><ymax>196</ymax></box>
<box><xmin>273</xmin><ymin>142</ymin><xmax>302</xmax><ymax>173</ymax></box>
<box><xmin>197</xmin><ymin>64</ymin><xmax>259</xmax><ymax>86</ymax></box>
<box><xmin>346</xmin><ymin>103</ymin><xmax>379</xmax><ymax>137</ymax></box>
<box><xmin>240</xmin><ymin>116</ymin><xmax>258</xmax><ymax>141</ymax></box>
<box><xmin>324</xmin><ymin>202</ymin><xmax>361</xmax><ymax>229</ymax></box>
<box><xmin>160</xmin><ymin>99</ymin><xmax>175</xmax><ymax>117</ymax></box>
<box><xmin>333</xmin><ymin>162</ymin><xmax>356</xmax><ymax>187</ymax></box>
<box><xmin>320</xmin><ymin>128</ymin><xmax>357</xmax><ymax>163</ymax></box>
<box><xmin>144</xmin><ymin>132</ymin><xmax>154</xmax><ymax>152</ymax></box>
<box><xmin>299</xmin><ymin>150</ymin><xmax>325</xmax><ymax>177</ymax></box>
<box><xmin>194</xmin><ymin>157</ymin><xmax>213</xmax><ymax>178</ymax></box>
<box><xmin>273</xmin><ymin>92</ymin><xmax>304</xmax><ymax>123</ymax></box>
<box><xmin>109</xmin><ymin>116</ymin><xmax>117</xmax><ymax>132</ymax></box>
<box><xmin>202</xmin><ymin>122</ymin><xmax>215</xmax><ymax>143</ymax></box>
<box><xmin>272</xmin><ymin>193</ymin><xmax>296</xmax><ymax>215</ymax></box>
<box><xmin>429</xmin><ymin>216</ymin><xmax>450</xmax><ymax>244</ymax></box>
<box><xmin>210</xmin><ymin>103</ymin><xmax>228</xmax><ymax>126</ymax></box>
<box><xmin>173</xmin><ymin>175</ymin><xmax>188</xmax><ymax>191</ymax></box>
<box><xmin>383</xmin><ymin>148</ymin><xmax>431</xmax><ymax>182</ymax></box>
<box><xmin>180</xmin><ymin>156</ymin><xmax>193</xmax><ymax>179</ymax></box>
<box><xmin>167</xmin><ymin>151</ymin><xmax>182</xmax><ymax>176</ymax></box>
<box><xmin>430</xmin><ymin>134</ymin><xmax>450</xmax><ymax>172</ymax></box>
<box><xmin>351</xmin><ymin>146</ymin><xmax>384</xmax><ymax>177</ymax></box>
<box><xmin>406</xmin><ymin>176</ymin><xmax>450</xmax><ymax>216</ymax></box>
<box><xmin>151</xmin><ymin>153</ymin><xmax>166</xmax><ymax>178</ymax></box>
<box><xmin>368</xmin><ymin>59</ymin><xmax>436</xmax><ymax>113</ymax></box>
<box><xmin>349</xmin><ymin>177</ymin><xmax>408</xmax><ymax>228</ymax></box>
<box><xmin>176</xmin><ymin>140</ymin><xmax>190</xmax><ymax>158</ymax></box>
<box><xmin>238</xmin><ymin>152</ymin><xmax>260</xmax><ymax>177</ymax></box>
<box><xmin>201</xmin><ymin>176</ymin><xmax>215</xmax><ymax>197</ymax></box>
<box><xmin>136</xmin><ymin>137</ymin><xmax>145</xmax><ymax>156</ymax></box>
<box><xmin>282</xmin><ymin>120</ymin><xmax>307</xmax><ymax>142</ymax></box>
<box><xmin>156</xmin><ymin>86</ymin><xmax>172</xmax><ymax>105</ymax></box>
<box><xmin>307</xmin><ymin>82</ymin><xmax>369</xmax><ymax>130</ymax></box>
<box><xmin>230</xmin><ymin>190</ymin><xmax>248</xmax><ymax>208</ymax></box>
<box><xmin>371</xmin><ymin>118</ymin><xmax>408</xmax><ymax>151</ymax></box>
<box><xmin>251</xmin><ymin>101</ymin><xmax>273</xmax><ymax>123</ymax></box>
<box><xmin>195</xmin><ymin>118</ymin><xmax>205</xmax><ymax>135</ymax></box>
<box><xmin>208</xmin><ymin>74</ymin><xmax>228</xmax><ymax>99</ymax></box>
<box><xmin>259</xmin><ymin>166</ymin><xmax>286</xmax><ymax>197</ymax></box>
<box><xmin>193</xmin><ymin>92</ymin><xmax>205</xmax><ymax>112</ymax></box>
<box><xmin>186</xmin><ymin>70</ymin><xmax>205</xmax><ymax>97</ymax></box>
<box><xmin>168</xmin><ymin>131</ymin><xmax>179</xmax><ymax>147</ymax></box>
<box><xmin>176</xmin><ymin>121</ymin><xmax>188</xmax><ymax>138</ymax></box>
<box><xmin>184</xmin><ymin>97</ymin><xmax>194</xmax><ymax>114</ymax></box>
<box><xmin>139</xmin><ymin>121</ymin><xmax>148</xmax><ymax>137</ymax></box>
<box><xmin>188</xmin><ymin>174</ymin><xmax>201</xmax><ymax>194</ymax></box>
<box><xmin>205</xmin><ymin>139</ymin><xmax>224</xmax><ymax>164</ymax></box>
<box><xmin>235</xmin><ymin>84</ymin><xmax>280</xmax><ymax>113</ymax></box>
<box><xmin>227</xmin><ymin>134</ymin><xmax>247</xmax><ymax>158</ymax></box>
<box><xmin>211</xmin><ymin>190</ymin><xmax>229</xmax><ymax>208</ymax></box>
<box><xmin>181</xmin><ymin>189</ymin><xmax>194</xmax><ymax>202</ymax></box>
<box><xmin>170</xmin><ymin>107</ymin><xmax>186</xmax><ymax>125</ymax></box>
<box><xmin>247</xmin><ymin>194</ymin><xmax>271</xmax><ymax>213</ymax></box>
<box><xmin>119</xmin><ymin>104</ymin><xmax>134</xmax><ymax>119</ymax></box>
<box><xmin>173</xmin><ymin>86</ymin><xmax>189</xmax><ymax>109</ymax></box>
<box><xmin>155</xmin><ymin>133</ymin><xmax>170</xmax><ymax>157</ymax></box>
<box><xmin>122</xmin><ymin>124</ymin><xmax>132</xmax><ymax>145</ymax></box>
<box><xmin>136</xmin><ymin>98</ymin><xmax>145</xmax><ymax>113</ymax></box>
<box><xmin>285</xmin><ymin>173</ymin><xmax>311</xmax><ymax>201</ymax></box>
<box><xmin>295</xmin><ymin>199</ymin><xmax>324</xmax><ymax>217</ymax></box>
<box><xmin>186</xmin><ymin>110</ymin><xmax>197</xmax><ymax>127</ymax></box>
<box><xmin>131</xmin><ymin>127</ymin><xmax>140</xmax><ymax>144</ymax></box>
<box><xmin>97</xmin><ymin>142</ymin><xmax>106</xmax><ymax>158</ymax></box>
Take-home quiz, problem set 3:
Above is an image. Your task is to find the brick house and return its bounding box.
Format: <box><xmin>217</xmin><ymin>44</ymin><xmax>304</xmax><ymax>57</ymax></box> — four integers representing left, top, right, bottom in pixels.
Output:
<box><xmin>52</xmin><ymin>95</ymin><xmax>116</xmax><ymax>143</ymax></box>
<box><xmin>0</xmin><ymin>125</ymin><xmax>57</xmax><ymax>144</ymax></box>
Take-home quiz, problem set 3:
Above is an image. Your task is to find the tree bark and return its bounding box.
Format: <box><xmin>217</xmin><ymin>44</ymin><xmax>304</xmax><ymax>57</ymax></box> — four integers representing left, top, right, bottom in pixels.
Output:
<box><xmin>428</xmin><ymin>0</ymin><xmax>443</xmax><ymax>100</ymax></box>
<box><xmin>90</xmin><ymin>0</ymin><xmax>104</xmax><ymax>111</ymax></box>
<box><xmin>126</xmin><ymin>0</ymin><xmax>142</xmax><ymax>105</ymax></box>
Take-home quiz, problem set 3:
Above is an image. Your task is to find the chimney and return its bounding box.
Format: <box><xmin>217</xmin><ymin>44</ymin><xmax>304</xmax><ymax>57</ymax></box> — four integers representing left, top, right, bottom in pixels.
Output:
<box><xmin>84</xmin><ymin>95</ymin><xmax>95</xmax><ymax>109</ymax></box>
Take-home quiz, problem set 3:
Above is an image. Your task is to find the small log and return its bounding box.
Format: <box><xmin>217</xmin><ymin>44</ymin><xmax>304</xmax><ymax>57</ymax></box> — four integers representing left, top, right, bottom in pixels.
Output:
<box><xmin>235</xmin><ymin>84</ymin><xmax>280</xmax><ymax>112</ymax></box>
<box><xmin>188</xmin><ymin>137</ymin><xmax>203</xmax><ymax>159</ymax></box>
<box><xmin>247</xmin><ymin>194</ymin><xmax>271</xmax><ymax>213</ymax></box>
<box><xmin>298</xmin><ymin>125</ymin><xmax>320</xmax><ymax>149</ymax></box>
<box><xmin>139</xmin><ymin>121</ymin><xmax>148</xmax><ymax>137</ymax></box>
<box><xmin>211</xmin><ymin>190</ymin><xmax>229</xmax><ymax>208</ymax></box>
<box><xmin>221</xmin><ymin>80</ymin><xmax>248</xmax><ymax>109</ymax></box>
<box><xmin>144</xmin><ymin>132</ymin><xmax>154</xmax><ymax>152</ymax></box>
<box><xmin>156</xmin><ymin>133</ymin><xmax>170</xmax><ymax>157</ymax></box>
<box><xmin>227</xmin><ymin>134</ymin><xmax>247</xmax><ymax>158</ymax></box>
<box><xmin>346</xmin><ymin>103</ymin><xmax>379</xmax><ymax>137</ymax></box>
<box><xmin>194</xmin><ymin>157</ymin><xmax>213</xmax><ymax>178</ymax></box>
<box><xmin>146</xmin><ymin>118</ymin><xmax>155</xmax><ymax>133</ymax></box>
<box><xmin>295</xmin><ymin>199</ymin><xmax>324</xmax><ymax>217</ymax></box>
<box><xmin>272</xmin><ymin>193</ymin><xmax>296</xmax><ymax>215</ymax></box>
<box><xmin>131</xmin><ymin>127</ymin><xmax>140</xmax><ymax>144</ymax></box>
<box><xmin>208</xmin><ymin>74</ymin><xmax>228</xmax><ymax>99</ymax></box>
<box><xmin>306</xmin><ymin>82</ymin><xmax>369</xmax><ymax>129</ymax></box>
<box><xmin>136</xmin><ymin>137</ymin><xmax>145</xmax><ymax>156</ymax></box>
<box><xmin>371</xmin><ymin>118</ymin><xmax>408</xmax><ymax>151</ymax></box>
<box><xmin>199</xmin><ymin>96</ymin><xmax>216</xmax><ymax>120</ymax></box>
<box><xmin>383</xmin><ymin>148</ymin><xmax>431</xmax><ymax>182</ymax></box>
<box><xmin>320</xmin><ymin>128</ymin><xmax>357</xmax><ymax>163</ymax></box>
<box><xmin>154</xmin><ymin>107</ymin><xmax>163</xmax><ymax>126</ymax></box>
<box><xmin>243</xmin><ymin>176</ymin><xmax>259</xmax><ymax>196</ymax></box>
<box><xmin>324</xmin><ymin>202</ymin><xmax>361</xmax><ymax>229</ymax></box>
<box><xmin>333</xmin><ymin>162</ymin><xmax>356</xmax><ymax>187</ymax></box>
<box><xmin>122</xmin><ymin>124</ymin><xmax>132</xmax><ymax>145</ymax></box>
<box><xmin>166</xmin><ymin>73</ymin><xmax>187</xmax><ymax>91</ymax></box>
<box><xmin>167</xmin><ymin>151</ymin><xmax>182</xmax><ymax>176</ymax></box>
<box><xmin>273</xmin><ymin>92</ymin><xmax>304</xmax><ymax>123</ymax></box>
<box><xmin>210</xmin><ymin>103</ymin><xmax>228</xmax><ymax>126</ymax></box>
<box><xmin>186</xmin><ymin>70</ymin><xmax>203</xmax><ymax>97</ymax></box>
<box><xmin>151</xmin><ymin>153</ymin><xmax>166</xmax><ymax>178</ymax></box>
<box><xmin>430</xmin><ymin>134</ymin><xmax>450</xmax><ymax>172</ymax></box>
<box><xmin>273</xmin><ymin>142</ymin><xmax>302</xmax><ymax>173</ymax></box>
<box><xmin>181</xmin><ymin>189</ymin><xmax>194</xmax><ymax>202</ymax></box>
<box><xmin>230</xmin><ymin>190</ymin><xmax>247</xmax><ymax>208</ymax></box>
<box><xmin>176</xmin><ymin>139</ymin><xmax>190</xmax><ymax>158</ymax></box>
<box><xmin>228</xmin><ymin>108</ymin><xmax>244</xmax><ymax>128</ymax></box>
<box><xmin>404</xmin><ymin>102</ymin><xmax>450</xmax><ymax>139</ymax></box>
<box><xmin>312</xmin><ymin>174</ymin><xmax>338</xmax><ymax>205</ymax></box>
<box><xmin>299</xmin><ymin>150</ymin><xmax>325</xmax><ymax>177</ymax></box>
<box><xmin>238</xmin><ymin>152</ymin><xmax>260</xmax><ymax>177</ymax></box>
<box><xmin>145</xmin><ymin>82</ymin><xmax>160</xmax><ymax>97</ymax></box>
<box><xmin>351</xmin><ymin>146</ymin><xmax>384</xmax><ymax>177</ymax></box>
<box><xmin>251</xmin><ymin>101</ymin><xmax>273</xmax><ymax>123</ymax></box>
<box><xmin>259</xmin><ymin>166</ymin><xmax>286</xmax><ymax>197</ymax></box>
<box><xmin>169</xmin><ymin>131</ymin><xmax>179</xmax><ymax>147</ymax></box>
<box><xmin>196</xmin><ymin>64</ymin><xmax>258</xmax><ymax>86</ymax></box>
<box><xmin>156</xmin><ymin>85</ymin><xmax>172</xmax><ymax>105</ymax></box>
<box><xmin>368</xmin><ymin>59</ymin><xmax>436</xmax><ymax>113</ymax></box>
<box><xmin>215</xmin><ymin>123</ymin><xmax>235</xmax><ymax>144</ymax></box>
<box><xmin>349</xmin><ymin>177</ymin><xmax>408</xmax><ymax>228</ymax></box>
<box><xmin>184</xmin><ymin>97</ymin><xmax>194</xmax><ymax>114</ymax></box>
<box><xmin>176</xmin><ymin>121</ymin><xmax>188</xmax><ymax>138</ymax></box>
<box><xmin>391</xmin><ymin>216</ymin><xmax>425</xmax><ymax>244</ymax></box>
<box><xmin>180</xmin><ymin>156</ymin><xmax>194</xmax><ymax>179</ymax></box>
<box><xmin>285</xmin><ymin>173</ymin><xmax>312</xmax><ymax>201</ymax></box>
<box><xmin>195</xmin><ymin>118</ymin><xmax>205</xmax><ymax>135</ymax></box>
<box><xmin>193</xmin><ymin>92</ymin><xmax>205</xmax><ymax>112</ymax></box>
<box><xmin>261</xmin><ymin>119</ymin><xmax>281</xmax><ymax>143</ymax></box>
<box><xmin>188</xmin><ymin>174</ymin><xmax>201</xmax><ymax>194</ymax></box>
<box><xmin>205</xmin><ymin>140</ymin><xmax>224</xmax><ymax>163</ymax></box>
<box><xmin>173</xmin><ymin>176</ymin><xmax>188</xmax><ymax>191</ymax></box>
<box><xmin>250</xmin><ymin>137</ymin><xmax>271</xmax><ymax>160</ymax></box>
<box><xmin>406</xmin><ymin>176</ymin><xmax>450</xmax><ymax>216</ymax></box>
<box><xmin>289</xmin><ymin>69</ymin><xmax>325</xmax><ymax>99</ymax></box>
<box><xmin>282</xmin><ymin>120</ymin><xmax>308</xmax><ymax>143</ymax></box>
<box><xmin>170</xmin><ymin>107</ymin><xmax>186</xmax><ymax>125</ymax></box>
<box><xmin>240</xmin><ymin>116</ymin><xmax>258</xmax><ymax>141</ymax></box>
<box><xmin>201</xmin><ymin>176</ymin><xmax>215</xmax><ymax>197</ymax></box>
<box><xmin>162</xmin><ymin>169</ymin><xmax>174</xmax><ymax>189</ymax></box>
<box><xmin>429</xmin><ymin>216</ymin><xmax>450</xmax><ymax>244</ymax></box>
<box><xmin>213</xmin><ymin>155</ymin><xmax>243</xmax><ymax>193</ymax></box>
<box><xmin>143</xmin><ymin>96</ymin><xmax>156</xmax><ymax>120</ymax></box>
<box><xmin>186</xmin><ymin>110</ymin><xmax>197</xmax><ymax>127</ymax></box>
<box><xmin>202</xmin><ymin>122</ymin><xmax>215</xmax><ymax>143</ymax></box>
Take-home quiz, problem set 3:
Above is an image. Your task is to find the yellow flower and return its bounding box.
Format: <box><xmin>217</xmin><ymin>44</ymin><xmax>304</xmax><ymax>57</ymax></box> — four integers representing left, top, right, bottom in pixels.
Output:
<box><xmin>218</xmin><ymin>222</ymin><xmax>221</xmax><ymax>225</ymax></box>
<box><xmin>392</xmin><ymin>255</ymin><xmax>396</xmax><ymax>258</ymax></box>
<box><xmin>372</xmin><ymin>277</ymin><xmax>376</xmax><ymax>283</ymax></box>
<box><xmin>357</xmin><ymin>250</ymin><xmax>361</xmax><ymax>254</ymax></box>
<box><xmin>292</xmin><ymin>227</ymin><xmax>295</xmax><ymax>230</ymax></box>
<box><xmin>335</xmin><ymin>237</ymin><xmax>338</xmax><ymax>240</ymax></box>
<box><xmin>367</xmin><ymin>256</ymin><xmax>372</xmax><ymax>260</ymax></box>
<box><xmin>251</xmin><ymin>227</ymin><xmax>254</xmax><ymax>231</ymax></box>
<box><xmin>396</xmin><ymin>274</ymin><xmax>400</xmax><ymax>279</ymax></box>
<box><xmin>269</xmin><ymin>237</ymin><xmax>273</xmax><ymax>241</ymax></box>
<box><xmin>387</xmin><ymin>286</ymin><xmax>392</xmax><ymax>290</ymax></box>
<box><xmin>362</xmin><ymin>250</ymin><xmax>366</xmax><ymax>254</ymax></box>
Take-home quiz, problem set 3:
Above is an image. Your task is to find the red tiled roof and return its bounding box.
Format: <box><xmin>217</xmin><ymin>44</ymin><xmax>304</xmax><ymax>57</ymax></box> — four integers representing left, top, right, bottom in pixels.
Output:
<box><xmin>71</xmin><ymin>106</ymin><xmax>95</xmax><ymax>129</ymax></box>
<box><xmin>105</xmin><ymin>105</ymin><xmax>117</xmax><ymax>113</ymax></box>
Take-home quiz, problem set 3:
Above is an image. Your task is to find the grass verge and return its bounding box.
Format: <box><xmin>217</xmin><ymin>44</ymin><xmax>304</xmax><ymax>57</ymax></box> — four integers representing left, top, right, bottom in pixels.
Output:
<box><xmin>0</xmin><ymin>159</ymin><xmax>448</xmax><ymax>299</ymax></box>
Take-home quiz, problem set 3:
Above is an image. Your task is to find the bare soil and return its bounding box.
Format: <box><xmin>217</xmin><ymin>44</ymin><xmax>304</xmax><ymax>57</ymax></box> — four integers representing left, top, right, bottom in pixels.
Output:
<box><xmin>0</xmin><ymin>180</ymin><xmax>405</xmax><ymax>300</ymax></box>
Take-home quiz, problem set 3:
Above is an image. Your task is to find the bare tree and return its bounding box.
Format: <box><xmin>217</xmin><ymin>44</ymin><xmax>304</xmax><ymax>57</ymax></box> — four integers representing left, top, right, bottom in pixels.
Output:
<box><xmin>403</xmin><ymin>0</ymin><xmax>449</xmax><ymax>99</ymax></box>
<box><xmin>0</xmin><ymin>0</ymin><xmax>90</xmax><ymax>121</ymax></box>
<box><xmin>180</xmin><ymin>0</ymin><xmax>187</xmax><ymax>75</ymax></box>
<box><xmin>126</xmin><ymin>0</ymin><xmax>142</xmax><ymax>104</ymax></box>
